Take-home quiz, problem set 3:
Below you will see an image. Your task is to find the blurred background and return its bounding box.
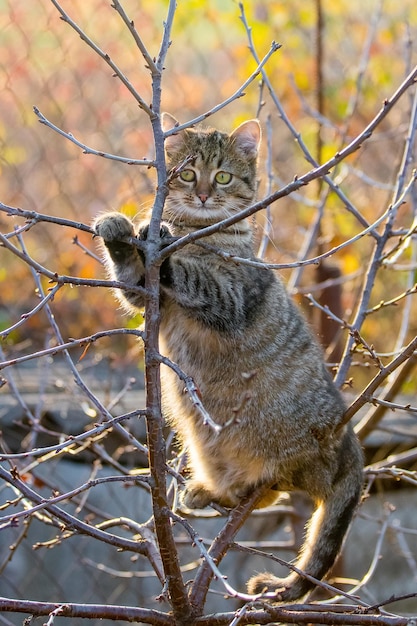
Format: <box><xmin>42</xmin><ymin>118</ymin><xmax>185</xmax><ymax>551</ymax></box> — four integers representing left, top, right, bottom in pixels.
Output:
<box><xmin>1</xmin><ymin>0</ymin><xmax>416</xmax><ymax>368</ymax></box>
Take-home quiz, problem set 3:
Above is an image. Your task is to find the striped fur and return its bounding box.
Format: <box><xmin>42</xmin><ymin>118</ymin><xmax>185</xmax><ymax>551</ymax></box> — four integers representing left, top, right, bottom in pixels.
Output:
<box><xmin>94</xmin><ymin>115</ymin><xmax>363</xmax><ymax>602</ymax></box>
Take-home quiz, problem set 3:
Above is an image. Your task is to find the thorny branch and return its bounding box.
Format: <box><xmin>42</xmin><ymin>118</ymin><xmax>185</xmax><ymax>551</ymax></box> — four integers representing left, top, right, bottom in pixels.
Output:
<box><xmin>0</xmin><ymin>465</ymin><xmax>149</xmax><ymax>553</ymax></box>
<box><xmin>0</xmin><ymin>228</ymin><xmax>146</xmax><ymax>293</ymax></box>
<box><xmin>33</xmin><ymin>106</ymin><xmax>155</xmax><ymax>166</ymax></box>
<box><xmin>0</xmin><ymin>328</ymin><xmax>145</xmax><ymax>365</ymax></box>
<box><xmin>49</xmin><ymin>0</ymin><xmax>154</xmax><ymax>116</ymax></box>
<box><xmin>158</xmin><ymin>66</ymin><xmax>417</xmax><ymax>259</ymax></box>
<box><xmin>0</xmin><ymin>474</ymin><xmax>150</xmax><ymax>529</ymax></box>
<box><xmin>0</xmin><ymin>408</ymin><xmax>147</xmax><ymax>463</ymax></box>
<box><xmin>239</xmin><ymin>1</ymin><xmax>371</xmax><ymax>231</ymax></box>
<box><xmin>1</xmin><ymin>597</ymin><xmax>413</xmax><ymax>626</ymax></box>
<box><xmin>162</xmin><ymin>42</ymin><xmax>282</xmax><ymax>136</ymax></box>
<box><xmin>342</xmin><ymin>333</ymin><xmax>417</xmax><ymax>428</ymax></box>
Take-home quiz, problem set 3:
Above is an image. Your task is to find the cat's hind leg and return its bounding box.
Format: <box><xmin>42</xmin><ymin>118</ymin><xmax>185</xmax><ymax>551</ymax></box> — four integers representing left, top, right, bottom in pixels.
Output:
<box><xmin>247</xmin><ymin>428</ymin><xmax>363</xmax><ymax>601</ymax></box>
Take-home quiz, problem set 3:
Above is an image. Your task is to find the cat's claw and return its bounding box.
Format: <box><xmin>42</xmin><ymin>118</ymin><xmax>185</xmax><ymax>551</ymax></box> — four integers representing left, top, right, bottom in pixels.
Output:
<box><xmin>139</xmin><ymin>223</ymin><xmax>172</xmax><ymax>241</ymax></box>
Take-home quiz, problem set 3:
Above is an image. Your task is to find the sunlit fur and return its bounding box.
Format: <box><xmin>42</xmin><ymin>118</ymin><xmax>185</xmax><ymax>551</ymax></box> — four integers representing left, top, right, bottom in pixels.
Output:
<box><xmin>94</xmin><ymin>115</ymin><xmax>363</xmax><ymax>603</ymax></box>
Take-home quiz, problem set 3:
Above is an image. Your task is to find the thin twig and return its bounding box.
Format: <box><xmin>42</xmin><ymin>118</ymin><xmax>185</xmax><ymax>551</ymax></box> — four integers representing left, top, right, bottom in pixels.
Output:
<box><xmin>192</xmin><ymin>201</ymin><xmax>395</xmax><ymax>271</ymax></box>
<box><xmin>159</xmin><ymin>69</ymin><xmax>417</xmax><ymax>261</ymax></box>
<box><xmin>365</xmin><ymin>282</ymin><xmax>417</xmax><ymax>314</ymax></box>
<box><xmin>0</xmin><ymin>201</ymin><xmax>95</xmax><ymax>234</ymax></box>
<box><xmin>33</xmin><ymin>107</ymin><xmax>155</xmax><ymax>166</ymax></box>
<box><xmin>110</xmin><ymin>0</ymin><xmax>159</xmax><ymax>75</ymax></box>
<box><xmin>306</xmin><ymin>294</ymin><xmax>383</xmax><ymax>369</ymax></box>
<box><xmin>0</xmin><ymin>474</ymin><xmax>150</xmax><ymax>527</ymax></box>
<box><xmin>368</xmin><ymin>397</ymin><xmax>417</xmax><ymax>413</ymax></box>
<box><xmin>49</xmin><ymin>0</ymin><xmax>154</xmax><ymax>116</ymax></box>
<box><xmin>163</xmin><ymin>42</ymin><xmax>282</xmax><ymax>136</ymax></box>
<box><xmin>342</xmin><ymin>334</ymin><xmax>417</xmax><ymax>428</ymax></box>
<box><xmin>0</xmin><ymin>409</ymin><xmax>146</xmax><ymax>462</ymax></box>
<box><xmin>0</xmin><ymin>328</ymin><xmax>144</xmax><ymax>370</ymax></box>
<box><xmin>188</xmin><ymin>484</ymin><xmax>276</xmax><ymax>613</ymax></box>
<box><xmin>0</xmin><ymin>230</ymin><xmax>145</xmax><ymax>293</ymax></box>
<box><xmin>0</xmin><ymin>465</ymin><xmax>148</xmax><ymax>554</ymax></box>
<box><xmin>157</xmin><ymin>354</ymin><xmax>223</xmax><ymax>433</ymax></box>
<box><xmin>365</xmin><ymin>467</ymin><xmax>417</xmax><ymax>487</ymax></box>
<box><xmin>335</xmin><ymin>169</ymin><xmax>417</xmax><ymax>388</ymax></box>
<box><xmin>170</xmin><ymin>510</ymin><xmax>252</xmax><ymax>601</ymax></box>
<box><xmin>0</xmin><ymin>284</ymin><xmax>62</xmax><ymax>339</ymax></box>
<box><xmin>239</xmin><ymin>2</ymin><xmax>371</xmax><ymax>231</ymax></box>
<box><xmin>354</xmin><ymin>353</ymin><xmax>417</xmax><ymax>439</ymax></box>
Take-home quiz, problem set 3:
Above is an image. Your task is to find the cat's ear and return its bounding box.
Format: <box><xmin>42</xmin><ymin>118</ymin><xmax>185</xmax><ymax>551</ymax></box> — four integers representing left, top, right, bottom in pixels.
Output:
<box><xmin>231</xmin><ymin>119</ymin><xmax>261</xmax><ymax>158</ymax></box>
<box><xmin>162</xmin><ymin>112</ymin><xmax>184</xmax><ymax>153</ymax></box>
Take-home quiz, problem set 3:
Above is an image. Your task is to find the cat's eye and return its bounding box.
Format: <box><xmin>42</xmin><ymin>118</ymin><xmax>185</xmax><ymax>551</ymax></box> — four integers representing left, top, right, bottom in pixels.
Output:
<box><xmin>215</xmin><ymin>171</ymin><xmax>232</xmax><ymax>185</ymax></box>
<box><xmin>179</xmin><ymin>169</ymin><xmax>196</xmax><ymax>182</ymax></box>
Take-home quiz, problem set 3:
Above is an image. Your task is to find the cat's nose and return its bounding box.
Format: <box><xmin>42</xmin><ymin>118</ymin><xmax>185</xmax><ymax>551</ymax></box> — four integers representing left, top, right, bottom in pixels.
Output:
<box><xmin>198</xmin><ymin>193</ymin><xmax>209</xmax><ymax>204</ymax></box>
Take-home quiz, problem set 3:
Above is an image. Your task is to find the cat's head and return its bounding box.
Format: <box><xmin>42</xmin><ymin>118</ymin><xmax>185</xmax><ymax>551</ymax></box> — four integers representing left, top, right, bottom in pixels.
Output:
<box><xmin>161</xmin><ymin>113</ymin><xmax>261</xmax><ymax>226</ymax></box>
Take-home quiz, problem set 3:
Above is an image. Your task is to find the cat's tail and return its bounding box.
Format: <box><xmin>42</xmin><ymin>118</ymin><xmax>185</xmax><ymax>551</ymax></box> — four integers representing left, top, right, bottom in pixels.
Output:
<box><xmin>247</xmin><ymin>429</ymin><xmax>363</xmax><ymax>601</ymax></box>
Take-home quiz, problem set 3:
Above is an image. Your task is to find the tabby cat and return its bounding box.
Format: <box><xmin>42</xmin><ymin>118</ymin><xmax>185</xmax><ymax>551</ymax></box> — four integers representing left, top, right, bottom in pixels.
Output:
<box><xmin>94</xmin><ymin>113</ymin><xmax>363</xmax><ymax>601</ymax></box>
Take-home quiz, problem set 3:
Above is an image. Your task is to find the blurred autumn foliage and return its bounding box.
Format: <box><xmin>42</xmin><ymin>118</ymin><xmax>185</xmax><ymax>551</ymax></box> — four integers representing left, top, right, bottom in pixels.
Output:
<box><xmin>0</xmin><ymin>0</ymin><xmax>416</xmax><ymax>400</ymax></box>
<box><xmin>1</xmin><ymin>1</ymin><xmax>416</xmax><ymax>374</ymax></box>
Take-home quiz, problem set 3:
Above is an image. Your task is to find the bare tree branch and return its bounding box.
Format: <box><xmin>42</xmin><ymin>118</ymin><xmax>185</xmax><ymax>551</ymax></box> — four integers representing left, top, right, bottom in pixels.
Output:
<box><xmin>1</xmin><ymin>2</ymin><xmax>417</xmax><ymax>623</ymax></box>
<box><xmin>159</xmin><ymin>66</ymin><xmax>417</xmax><ymax>260</ymax></box>
<box><xmin>49</xmin><ymin>0</ymin><xmax>154</xmax><ymax>116</ymax></box>
<box><xmin>163</xmin><ymin>42</ymin><xmax>282</xmax><ymax>135</ymax></box>
<box><xmin>33</xmin><ymin>106</ymin><xmax>155</xmax><ymax>166</ymax></box>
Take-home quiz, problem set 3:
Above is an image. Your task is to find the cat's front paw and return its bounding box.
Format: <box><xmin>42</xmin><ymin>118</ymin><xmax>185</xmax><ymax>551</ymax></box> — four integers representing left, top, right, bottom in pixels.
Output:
<box><xmin>139</xmin><ymin>223</ymin><xmax>172</xmax><ymax>242</ymax></box>
<box><xmin>94</xmin><ymin>212</ymin><xmax>135</xmax><ymax>243</ymax></box>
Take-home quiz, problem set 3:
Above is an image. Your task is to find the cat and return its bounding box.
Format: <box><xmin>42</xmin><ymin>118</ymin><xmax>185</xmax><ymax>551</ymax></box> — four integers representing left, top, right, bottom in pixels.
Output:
<box><xmin>93</xmin><ymin>112</ymin><xmax>363</xmax><ymax>602</ymax></box>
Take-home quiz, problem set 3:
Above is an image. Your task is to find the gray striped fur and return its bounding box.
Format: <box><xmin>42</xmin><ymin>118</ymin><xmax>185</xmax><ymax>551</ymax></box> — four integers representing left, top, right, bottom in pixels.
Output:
<box><xmin>94</xmin><ymin>115</ymin><xmax>363</xmax><ymax>602</ymax></box>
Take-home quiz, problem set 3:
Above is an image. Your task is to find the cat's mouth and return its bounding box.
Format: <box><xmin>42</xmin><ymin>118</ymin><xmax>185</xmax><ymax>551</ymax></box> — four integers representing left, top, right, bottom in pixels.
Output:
<box><xmin>164</xmin><ymin>198</ymin><xmax>234</xmax><ymax>225</ymax></box>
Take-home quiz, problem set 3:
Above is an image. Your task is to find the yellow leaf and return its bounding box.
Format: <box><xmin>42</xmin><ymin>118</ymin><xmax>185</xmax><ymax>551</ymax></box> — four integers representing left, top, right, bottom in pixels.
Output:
<box><xmin>342</xmin><ymin>252</ymin><xmax>361</xmax><ymax>274</ymax></box>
